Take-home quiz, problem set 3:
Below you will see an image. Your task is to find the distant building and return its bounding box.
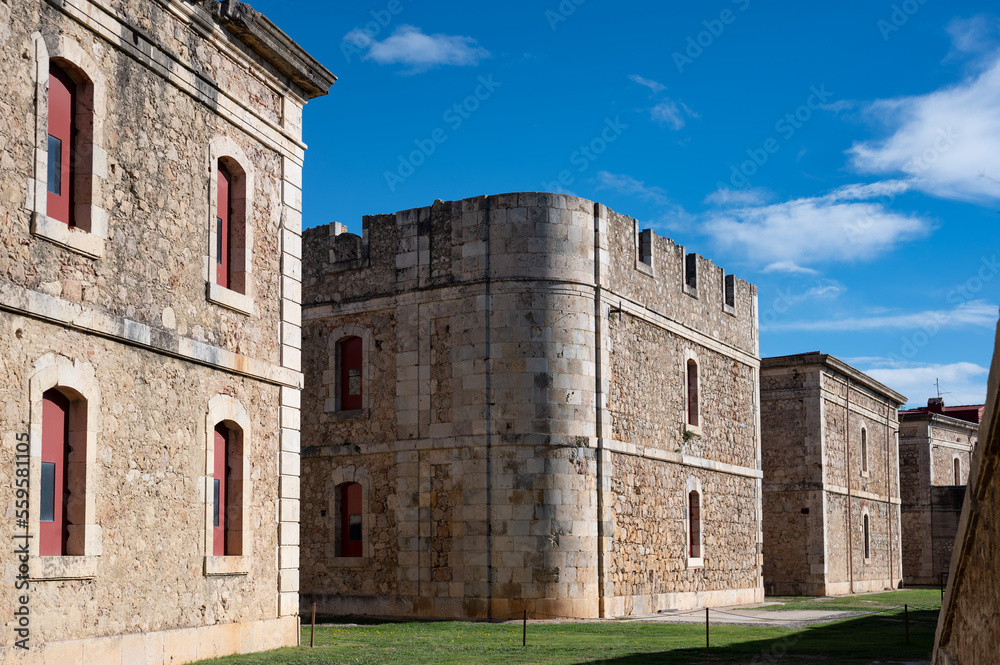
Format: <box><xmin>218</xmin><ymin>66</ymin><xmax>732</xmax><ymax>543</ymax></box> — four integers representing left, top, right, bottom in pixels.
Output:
<box><xmin>899</xmin><ymin>399</ymin><xmax>981</xmax><ymax>587</ymax></box>
<box><xmin>299</xmin><ymin>193</ymin><xmax>764</xmax><ymax>619</ymax></box>
<box><xmin>760</xmin><ymin>353</ymin><xmax>906</xmax><ymax>596</ymax></box>
<box><xmin>934</xmin><ymin>316</ymin><xmax>1000</xmax><ymax>664</ymax></box>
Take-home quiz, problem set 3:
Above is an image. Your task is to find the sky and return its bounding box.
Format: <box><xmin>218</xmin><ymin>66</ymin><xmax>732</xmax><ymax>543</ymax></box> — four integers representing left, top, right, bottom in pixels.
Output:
<box><xmin>250</xmin><ymin>0</ymin><xmax>1000</xmax><ymax>408</ymax></box>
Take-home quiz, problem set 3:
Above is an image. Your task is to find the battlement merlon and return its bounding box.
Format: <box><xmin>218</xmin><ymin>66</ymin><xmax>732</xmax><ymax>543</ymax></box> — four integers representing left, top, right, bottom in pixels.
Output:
<box><xmin>303</xmin><ymin>192</ymin><xmax>758</xmax><ymax>355</ymax></box>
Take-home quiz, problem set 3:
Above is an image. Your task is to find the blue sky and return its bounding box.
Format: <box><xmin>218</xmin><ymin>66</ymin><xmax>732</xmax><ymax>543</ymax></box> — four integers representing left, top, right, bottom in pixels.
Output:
<box><xmin>252</xmin><ymin>0</ymin><xmax>1000</xmax><ymax>407</ymax></box>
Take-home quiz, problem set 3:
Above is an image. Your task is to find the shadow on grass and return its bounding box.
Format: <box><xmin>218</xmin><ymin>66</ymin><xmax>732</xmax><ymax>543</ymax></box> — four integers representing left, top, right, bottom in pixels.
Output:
<box><xmin>574</xmin><ymin>610</ymin><xmax>938</xmax><ymax>665</ymax></box>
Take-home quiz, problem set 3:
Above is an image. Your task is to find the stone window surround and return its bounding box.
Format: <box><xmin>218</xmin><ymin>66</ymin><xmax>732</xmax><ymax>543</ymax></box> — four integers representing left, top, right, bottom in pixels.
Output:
<box><xmin>953</xmin><ymin>455</ymin><xmax>962</xmax><ymax>486</ymax></box>
<box><xmin>203</xmin><ymin>394</ymin><xmax>252</xmax><ymax>576</ymax></box>
<box><xmin>684</xmin><ymin>349</ymin><xmax>702</xmax><ymax>437</ymax></box>
<box><xmin>27</xmin><ymin>32</ymin><xmax>109</xmax><ymax>260</ymax></box>
<box><xmin>26</xmin><ymin>354</ymin><xmax>103</xmax><ymax>581</ymax></box>
<box><xmin>328</xmin><ymin>467</ymin><xmax>372</xmax><ymax>567</ymax></box>
<box><xmin>325</xmin><ymin>323</ymin><xmax>373</xmax><ymax>418</ymax></box>
<box><xmin>685</xmin><ymin>476</ymin><xmax>704</xmax><ymax>569</ymax></box>
<box><xmin>206</xmin><ymin>136</ymin><xmax>255</xmax><ymax>316</ymax></box>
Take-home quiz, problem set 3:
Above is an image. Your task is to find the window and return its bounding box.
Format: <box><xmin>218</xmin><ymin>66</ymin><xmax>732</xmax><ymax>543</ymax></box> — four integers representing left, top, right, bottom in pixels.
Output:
<box><xmin>861</xmin><ymin>427</ymin><xmax>868</xmax><ymax>475</ymax></box>
<box><xmin>29</xmin><ymin>36</ymin><xmax>109</xmax><ymax>258</ymax></box>
<box><xmin>216</xmin><ymin>163</ymin><xmax>232</xmax><ymax>289</ymax></box>
<box><xmin>340</xmin><ymin>336</ymin><xmax>363</xmax><ymax>411</ymax></box>
<box><xmin>207</xmin><ymin>138</ymin><xmax>254</xmax><ymax>314</ymax></box>
<box><xmin>686</xmin><ymin>359</ymin><xmax>699</xmax><ymax>428</ymax></box>
<box><xmin>40</xmin><ymin>389</ymin><xmax>70</xmax><ymax>555</ymax></box>
<box><xmin>214</xmin><ymin>158</ymin><xmax>248</xmax><ymax>295</ymax></box>
<box><xmin>688</xmin><ymin>490</ymin><xmax>702</xmax><ymax>559</ymax></box>
<box><xmin>954</xmin><ymin>458</ymin><xmax>961</xmax><ymax>486</ymax></box>
<box><xmin>862</xmin><ymin>514</ymin><xmax>870</xmax><ymax>559</ymax></box>
<box><xmin>340</xmin><ymin>483</ymin><xmax>363</xmax><ymax>557</ymax></box>
<box><xmin>684</xmin><ymin>252</ymin><xmax>698</xmax><ymax>295</ymax></box>
<box><xmin>47</xmin><ymin>64</ymin><xmax>76</xmax><ymax>226</ymax></box>
<box><xmin>211</xmin><ymin>422</ymin><xmax>243</xmax><ymax>557</ymax></box>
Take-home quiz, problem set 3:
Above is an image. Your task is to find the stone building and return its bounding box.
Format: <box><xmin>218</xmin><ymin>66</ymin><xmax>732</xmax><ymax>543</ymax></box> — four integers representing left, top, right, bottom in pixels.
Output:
<box><xmin>760</xmin><ymin>353</ymin><xmax>906</xmax><ymax>596</ymax></box>
<box><xmin>898</xmin><ymin>398</ymin><xmax>980</xmax><ymax>587</ymax></box>
<box><xmin>933</xmin><ymin>316</ymin><xmax>1000</xmax><ymax>664</ymax></box>
<box><xmin>300</xmin><ymin>192</ymin><xmax>764</xmax><ymax>620</ymax></box>
<box><xmin>0</xmin><ymin>1</ymin><xmax>332</xmax><ymax>663</ymax></box>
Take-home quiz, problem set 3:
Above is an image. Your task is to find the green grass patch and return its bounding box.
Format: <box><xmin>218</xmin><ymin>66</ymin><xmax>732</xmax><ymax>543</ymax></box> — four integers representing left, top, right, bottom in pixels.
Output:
<box><xmin>192</xmin><ymin>590</ymin><xmax>939</xmax><ymax>665</ymax></box>
<box><xmin>756</xmin><ymin>588</ymin><xmax>943</xmax><ymax>613</ymax></box>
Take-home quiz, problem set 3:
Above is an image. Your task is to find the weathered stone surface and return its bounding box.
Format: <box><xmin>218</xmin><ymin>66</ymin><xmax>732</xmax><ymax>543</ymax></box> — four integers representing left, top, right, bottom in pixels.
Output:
<box><xmin>301</xmin><ymin>193</ymin><xmax>763</xmax><ymax>619</ymax></box>
<box><xmin>0</xmin><ymin>0</ymin><xmax>332</xmax><ymax>661</ymax></box>
<box><xmin>898</xmin><ymin>411</ymin><xmax>978</xmax><ymax>586</ymax></box>
<box><xmin>760</xmin><ymin>353</ymin><xmax>906</xmax><ymax>596</ymax></box>
<box><xmin>933</xmin><ymin>316</ymin><xmax>1000</xmax><ymax>664</ymax></box>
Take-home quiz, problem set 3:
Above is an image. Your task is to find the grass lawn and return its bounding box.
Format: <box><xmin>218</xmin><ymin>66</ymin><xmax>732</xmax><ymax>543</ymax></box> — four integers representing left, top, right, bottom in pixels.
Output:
<box><xmin>193</xmin><ymin>590</ymin><xmax>939</xmax><ymax>665</ymax></box>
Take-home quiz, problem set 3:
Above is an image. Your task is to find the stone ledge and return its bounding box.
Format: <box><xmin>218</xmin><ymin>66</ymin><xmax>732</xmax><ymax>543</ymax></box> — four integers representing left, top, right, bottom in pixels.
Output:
<box><xmin>204</xmin><ymin>555</ymin><xmax>251</xmax><ymax>576</ymax></box>
<box><xmin>29</xmin><ymin>555</ymin><xmax>98</xmax><ymax>581</ymax></box>
<box><xmin>208</xmin><ymin>281</ymin><xmax>254</xmax><ymax>316</ymax></box>
<box><xmin>0</xmin><ymin>282</ymin><xmax>302</xmax><ymax>389</ymax></box>
<box><xmin>31</xmin><ymin>212</ymin><xmax>105</xmax><ymax>259</ymax></box>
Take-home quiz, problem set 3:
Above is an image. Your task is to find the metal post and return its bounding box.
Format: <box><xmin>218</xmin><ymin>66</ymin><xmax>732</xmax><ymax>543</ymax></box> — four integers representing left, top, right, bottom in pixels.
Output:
<box><xmin>523</xmin><ymin>609</ymin><xmax>527</xmax><ymax>647</ymax></box>
<box><xmin>705</xmin><ymin>608</ymin><xmax>710</xmax><ymax>649</ymax></box>
<box><xmin>905</xmin><ymin>604</ymin><xmax>909</xmax><ymax>644</ymax></box>
<box><xmin>310</xmin><ymin>603</ymin><xmax>316</xmax><ymax>648</ymax></box>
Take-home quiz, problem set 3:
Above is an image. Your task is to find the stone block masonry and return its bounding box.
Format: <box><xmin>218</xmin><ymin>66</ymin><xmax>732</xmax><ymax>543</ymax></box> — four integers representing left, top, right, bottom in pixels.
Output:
<box><xmin>301</xmin><ymin>192</ymin><xmax>763</xmax><ymax>619</ymax></box>
<box><xmin>760</xmin><ymin>353</ymin><xmax>906</xmax><ymax>597</ymax></box>
<box><xmin>0</xmin><ymin>0</ymin><xmax>333</xmax><ymax>662</ymax></box>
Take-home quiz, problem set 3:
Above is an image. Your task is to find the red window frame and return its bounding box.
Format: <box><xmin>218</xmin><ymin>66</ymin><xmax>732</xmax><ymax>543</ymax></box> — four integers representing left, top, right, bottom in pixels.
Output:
<box><xmin>341</xmin><ymin>483</ymin><xmax>363</xmax><ymax>557</ymax></box>
<box><xmin>341</xmin><ymin>336</ymin><xmax>363</xmax><ymax>411</ymax></box>
<box><xmin>688</xmin><ymin>491</ymin><xmax>701</xmax><ymax>559</ymax></box>
<box><xmin>686</xmin><ymin>360</ymin><xmax>699</xmax><ymax>427</ymax></box>
<box><xmin>216</xmin><ymin>163</ymin><xmax>232</xmax><ymax>289</ymax></box>
<box><xmin>213</xmin><ymin>423</ymin><xmax>229</xmax><ymax>556</ymax></box>
<box><xmin>40</xmin><ymin>389</ymin><xmax>70</xmax><ymax>556</ymax></box>
<box><xmin>47</xmin><ymin>64</ymin><xmax>76</xmax><ymax>226</ymax></box>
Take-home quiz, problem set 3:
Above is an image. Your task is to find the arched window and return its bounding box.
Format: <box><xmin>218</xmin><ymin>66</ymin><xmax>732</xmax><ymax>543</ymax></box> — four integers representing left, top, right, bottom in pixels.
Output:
<box><xmin>688</xmin><ymin>490</ymin><xmax>701</xmax><ymax>559</ymax></box>
<box><xmin>215</xmin><ymin>158</ymin><xmax>248</xmax><ymax>295</ymax></box>
<box><xmin>339</xmin><ymin>482</ymin><xmax>363</xmax><ymax>557</ymax></box>
<box><xmin>40</xmin><ymin>387</ymin><xmax>88</xmax><ymax>556</ymax></box>
<box><xmin>47</xmin><ymin>63</ymin><xmax>76</xmax><ymax>226</ymax></box>
<box><xmin>212</xmin><ymin>421</ymin><xmax>244</xmax><ymax>557</ymax></box>
<box><xmin>861</xmin><ymin>427</ymin><xmax>868</xmax><ymax>474</ymax></box>
<box><xmin>954</xmin><ymin>457</ymin><xmax>961</xmax><ymax>485</ymax></box>
<box><xmin>339</xmin><ymin>336</ymin><xmax>363</xmax><ymax>411</ymax></box>
<box><xmin>216</xmin><ymin>162</ymin><xmax>232</xmax><ymax>289</ymax></box>
<box><xmin>686</xmin><ymin>359</ymin><xmax>699</xmax><ymax>428</ymax></box>
<box><xmin>863</xmin><ymin>514</ymin><xmax>870</xmax><ymax>559</ymax></box>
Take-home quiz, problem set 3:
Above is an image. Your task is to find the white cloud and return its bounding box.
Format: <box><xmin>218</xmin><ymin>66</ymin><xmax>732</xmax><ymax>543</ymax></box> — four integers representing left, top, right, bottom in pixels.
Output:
<box><xmin>650</xmin><ymin>99</ymin><xmax>698</xmax><ymax>130</ymax></box>
<box><xmin>703</xmin><ymin>192</ymin><xmax>932</xmax><ymax>267</ymax></box>
<box><xmin>705</xmin><ymin>187</ymin><xmax>773</xmax><ymax>207</ymax></box>
<box><xmin>343</xmin><ymin>25</ymin><xmax>490</xmax><ymax>72</ymax></box>
<box><xmin>849</xmin><ymin>52</ymin><xmax>1000</xmax><ymax>204</ymax></box>
<box><xmin>760</xmin><ymin>261</ymin><xmax>819</xmax><ymax>275</ymax></box>
<box><xmin>860</xmin><ymin>361</ymin><xmax>990</xmax><ymax>407</ymax></box>
<box><xmin>629</xmin><ymin>75</ymin><xmax>666</xmax><ymax>95</ymax></box>
<box><xmin>595</xmin><ymin>171</ymin><xmax>671</xmax><ymax>206</ymax></box>
<box><xmin>947</xmin><ymin>15</ymin><xmax>1000</xmax><ymax>55</ymax></box>
<box><xmin>762</xmin><ymin>300</ymin><xmax>997</xmax><ymax>333</ymax></box>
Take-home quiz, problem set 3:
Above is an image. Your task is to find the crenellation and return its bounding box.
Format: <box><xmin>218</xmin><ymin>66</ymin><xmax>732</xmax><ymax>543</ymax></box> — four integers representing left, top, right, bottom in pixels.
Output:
<box><xmin>300</xmin><ymin>191</ymin><xmax>763</xmax><ymax>620</ymax></box>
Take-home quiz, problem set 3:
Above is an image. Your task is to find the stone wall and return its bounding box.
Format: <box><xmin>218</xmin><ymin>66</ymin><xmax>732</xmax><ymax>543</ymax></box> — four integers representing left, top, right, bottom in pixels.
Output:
<box><xmin>0</xmin><ymin>0</ymin><xmax>333</xmax><ymax>662</ymax></box>
<box><xmin>934</xmin><ymin>317</ymin><xmax>1000</xmax><ymax>664</ymax></box>
<box><xmin>760</xmin><ymin>354</ymin><xmax>904</xmax><ymax>596</ymax></box>
<box><xmin>301</xmin><ymin>193</ymin><xmax>762</xmax><ymax>619</ymax></box>
<box><xmin>899</xmin><ymin>415</ymin><xmax>977</xmax><ymax>586</ymax></box>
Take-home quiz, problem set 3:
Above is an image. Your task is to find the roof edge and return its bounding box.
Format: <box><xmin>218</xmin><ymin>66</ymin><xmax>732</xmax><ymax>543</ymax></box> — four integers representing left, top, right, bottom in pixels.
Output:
<box><xmin>762</xmin><ymin>352</ymin><xmax>908</xmax><ymax>405</ymax></box>
<box><xmin>200</xmin><ymin>0</ymin><xmax>336</xmax><ymax>99</ymax></box>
